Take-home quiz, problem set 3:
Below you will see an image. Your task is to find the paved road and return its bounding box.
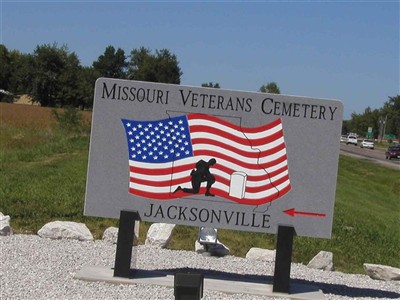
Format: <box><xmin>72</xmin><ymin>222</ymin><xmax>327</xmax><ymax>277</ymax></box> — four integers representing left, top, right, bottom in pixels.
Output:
<box><xmin>340</xmin><ymin>143</ymin><xmax>400</xmax><ymax>170</ymax></box>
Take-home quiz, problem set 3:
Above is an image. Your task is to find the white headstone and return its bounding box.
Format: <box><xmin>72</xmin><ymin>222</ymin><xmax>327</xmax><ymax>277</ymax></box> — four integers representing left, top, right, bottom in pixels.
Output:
<box><xmin>229</xmin><ymin>171</ymin><xmax>247</xmax><ymax>199</ymax></box>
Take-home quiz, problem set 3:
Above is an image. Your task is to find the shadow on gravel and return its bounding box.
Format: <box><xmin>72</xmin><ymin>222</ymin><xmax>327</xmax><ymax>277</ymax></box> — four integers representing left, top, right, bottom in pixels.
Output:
<box><xmin>157</xmin><ymin>267</ymin><xmax>400</xmax><ymax>299</ymax></box>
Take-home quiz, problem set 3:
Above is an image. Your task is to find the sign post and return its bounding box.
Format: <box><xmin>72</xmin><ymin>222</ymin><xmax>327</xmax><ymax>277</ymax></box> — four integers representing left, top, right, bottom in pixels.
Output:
<box><xmin>113</xmin><ymin>210</ymin><xmax>140</xmax><ymax>278</ymax></box>
<box><xmin>272</xmin><ymin>226</ymin><xmax>295</xmax><ymax>293</ymax></box>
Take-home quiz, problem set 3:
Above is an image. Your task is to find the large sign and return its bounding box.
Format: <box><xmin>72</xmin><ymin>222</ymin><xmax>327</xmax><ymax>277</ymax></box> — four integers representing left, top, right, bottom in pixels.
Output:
<box><xmin>85</xmin><ymin>78</ymin><xmax>343</xmax><ymax>238</ymax></box>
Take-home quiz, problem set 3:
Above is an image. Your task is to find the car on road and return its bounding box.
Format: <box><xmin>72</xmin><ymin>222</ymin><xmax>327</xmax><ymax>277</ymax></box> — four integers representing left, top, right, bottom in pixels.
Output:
<box><xmin>340</xmin><ymin>135</ymin><xmax>347</xmax><ymax>143</ymax></box>
<box><xmin>346</xmin><ymin>135</ymin><xmax>358</xmax><ymax>146</ymax></box>
<box><xmin>360</xmin><ymin>139</ymin><xmax>374</xmax><ymax>149</ymax></box>
<box><xmin>385</xmin><ymin>145</ymin><xmax>400</xmax><ymax>160</ymax></box>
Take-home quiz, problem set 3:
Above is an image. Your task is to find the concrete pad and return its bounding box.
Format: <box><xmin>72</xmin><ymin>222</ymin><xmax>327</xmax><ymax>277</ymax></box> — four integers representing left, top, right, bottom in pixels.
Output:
<box><xmin>75</xmin><ymin>266</ymin><xmax>324</xmax><ymax>299</ymax></box>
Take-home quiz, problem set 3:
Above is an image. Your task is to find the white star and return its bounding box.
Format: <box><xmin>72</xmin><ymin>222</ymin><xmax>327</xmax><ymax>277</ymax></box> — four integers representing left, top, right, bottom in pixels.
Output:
<box><xmin>138</xmin><ymin>124</ymin><xmax>142</xmax><ymax>128</ymax></box>
<box><xmin>128</xmin><ymin>131</ymin><xmax>133</xmax><ymax>135</ymax></box>
<box><xmin>126</xmin><ymin>123</ymin><xmax>131</xmax><ymax>127</ymax></box>
<box><xmin>178</xmin><ymin>120</ymin><xmax>183</xmax><ymax>124</ymax></box>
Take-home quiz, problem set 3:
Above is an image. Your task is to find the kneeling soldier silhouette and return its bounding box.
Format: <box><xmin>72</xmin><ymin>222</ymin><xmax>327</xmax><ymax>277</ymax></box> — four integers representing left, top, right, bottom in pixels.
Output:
<box><xmin>174</xmin><ymin>158</ymin><xmax>217</xmax><ymax>196</ymax></box>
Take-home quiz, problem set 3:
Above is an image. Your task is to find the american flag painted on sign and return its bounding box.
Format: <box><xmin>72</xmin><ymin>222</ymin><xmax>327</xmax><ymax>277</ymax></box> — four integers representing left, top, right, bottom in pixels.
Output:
<box><xmin>121</xmin><ymin>113</ymin><xmax>291</xmax><ymax>205</ymax></box>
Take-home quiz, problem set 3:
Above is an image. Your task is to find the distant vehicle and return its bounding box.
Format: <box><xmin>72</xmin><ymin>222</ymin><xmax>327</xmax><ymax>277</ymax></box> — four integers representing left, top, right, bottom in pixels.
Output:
<box><xmin>385</xmin><ymin>145</ymin><xmax>400</xmax><ymax>160</ymax></box>
<box><xmin>346</xmin><ymin>135</ymin><xmax>358</xmax><ymax>146</ymax></box>
<box><xmin>360</xmin><ymin>139</ymin><xmax>374</xmax><ymax>149</ymax></box>
<box><xmin>340</xmin><ymin>135</ymin><xmax>347</xmax><ymax>143</ymax></box>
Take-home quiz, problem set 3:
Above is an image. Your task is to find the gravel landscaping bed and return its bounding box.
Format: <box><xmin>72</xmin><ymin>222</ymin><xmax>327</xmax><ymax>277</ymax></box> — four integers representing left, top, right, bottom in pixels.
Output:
<box><xmin>1</xmin><ymin>235</ymin><xmax>399</xmax><ymax>299</ymax></box>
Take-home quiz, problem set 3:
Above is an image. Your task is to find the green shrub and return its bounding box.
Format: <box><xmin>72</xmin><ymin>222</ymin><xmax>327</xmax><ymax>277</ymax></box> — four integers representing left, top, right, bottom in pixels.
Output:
<box><xmin>52</xmin><ymin>106</ymin><xmax>88</xmax><ymax>134</ymax></box>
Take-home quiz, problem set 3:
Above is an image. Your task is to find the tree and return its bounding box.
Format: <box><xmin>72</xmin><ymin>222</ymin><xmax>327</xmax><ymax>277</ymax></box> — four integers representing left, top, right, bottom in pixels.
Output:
<box><xmin>29</xmin><ymin>44</ymin><xmax>66</xmax><ymax>106</ymax></box>
<box><xmin>348</xmin><ymin>107</ymin><xmax>380</xmax><ymax>138</ymax></box>
<box><xmin>381</xmin><ymin>95</ymin><xmax>400</xmax><ymax>138</ymax></box>
<box><xmin>25</xmin><ymin>43</ymin><xmax>83</xmax><ymax>107</ymax></box>
<box><xmin>75</xmin><ymin>66</ymin><xmax>98</xmax><ymax>109</ymax></box>
<box><xmin>259</xmin><ymin>82</ymin><xmax>280</xmax><ymax>94</ymax></box>
<box><xmin>201</xmin><ymin>82</ymin><xmax>220</xmax><ymax>88</ymax></box>
<box><xmin>93</xmin><ymin>45</ymin><xmax>127</xmax><ymax>78</ymax></box>
<box><xmin>127</xmin><ymin>47</ymin><xmax>182</xmax><ymax>84</ymax></box>
<box><xmin>56</xmin><ymin>52</ymin><xmax>81</xmax><ymax>107</ymax></box>
<box><xmin>9</xmin><ymin>51</ymin><xmax>33</xmax><ymax>95</ymax></box>
<box><xmin>0</xmin><ymin>44</ymin><xmax>12</xmax><ymax>101</ymax></box>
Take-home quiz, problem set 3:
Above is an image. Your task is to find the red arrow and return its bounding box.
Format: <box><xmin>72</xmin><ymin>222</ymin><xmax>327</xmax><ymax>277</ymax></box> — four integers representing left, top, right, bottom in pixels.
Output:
<box><xmin>283</xmin><ymin>208</ymin><xmax>326</xmax><ymax>218</ymax></box>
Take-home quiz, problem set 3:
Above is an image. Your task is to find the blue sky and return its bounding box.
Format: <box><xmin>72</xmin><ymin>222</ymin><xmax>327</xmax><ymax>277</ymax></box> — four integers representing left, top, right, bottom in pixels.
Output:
<box><xmin>1</xmin><ymin>1</ymin><xmax>399</xmax><ymax>119</ymax></box>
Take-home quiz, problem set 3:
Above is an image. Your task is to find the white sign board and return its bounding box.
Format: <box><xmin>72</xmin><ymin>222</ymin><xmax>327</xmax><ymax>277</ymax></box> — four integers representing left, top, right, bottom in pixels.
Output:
<box><xmin>85</xmin><ymin>78</ymin><xmax>343</xmax><ymax>238</ymax></box>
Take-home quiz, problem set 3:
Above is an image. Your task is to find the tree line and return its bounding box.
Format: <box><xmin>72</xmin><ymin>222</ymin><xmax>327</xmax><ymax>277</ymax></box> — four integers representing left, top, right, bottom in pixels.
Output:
<box><xmin>342</xmin><ymin>96</ymin><xmax>399</xmax><ymax>140</ymax></box>
<box><xmin>0</xmin><ymin>43</ymin><xmax>182</xmax><ymax>109</ymax></box>
<box><xmin>0</xmin><ymin>43</ymin><xmax>398</xmax><ymax>139</ymax></box>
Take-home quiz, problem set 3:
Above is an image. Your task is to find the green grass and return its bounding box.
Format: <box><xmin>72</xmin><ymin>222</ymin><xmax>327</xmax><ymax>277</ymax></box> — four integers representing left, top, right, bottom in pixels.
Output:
<box><xmin>1</xmin><ymin>123</ymin><xmax>399</xmax><ymax>274</ymax></box>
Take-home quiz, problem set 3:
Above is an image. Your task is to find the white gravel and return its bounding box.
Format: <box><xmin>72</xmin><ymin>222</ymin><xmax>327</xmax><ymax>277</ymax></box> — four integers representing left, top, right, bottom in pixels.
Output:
<box><xmin>1</xmin><ymin>235</ymin><xmax>399</xmax><ymax>299</ymax></box>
